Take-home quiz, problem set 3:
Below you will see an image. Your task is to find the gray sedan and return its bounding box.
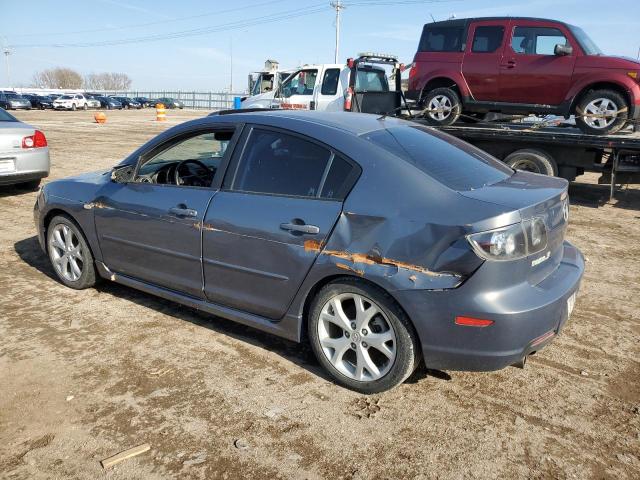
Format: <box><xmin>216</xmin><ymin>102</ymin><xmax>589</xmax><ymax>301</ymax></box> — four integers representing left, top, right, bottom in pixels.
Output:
<box><xmin>0</xmin><ymin>108</ymin><xmax>50</xmax><ymax>189</ymax></box>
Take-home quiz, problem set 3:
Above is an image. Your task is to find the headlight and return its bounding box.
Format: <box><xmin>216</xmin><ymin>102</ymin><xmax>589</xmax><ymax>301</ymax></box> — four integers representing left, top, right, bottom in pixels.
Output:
<box><xmin>467</xmin><ymin>217</ymin><xmax>547</xmax><ymax>261</ymax></box>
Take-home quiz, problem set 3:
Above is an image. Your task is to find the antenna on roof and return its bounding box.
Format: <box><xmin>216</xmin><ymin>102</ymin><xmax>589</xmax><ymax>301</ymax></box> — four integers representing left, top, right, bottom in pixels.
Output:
<box><xmin>430</xmin><ymin>13</ymin><xmax>436</xmax><ymax>22</ymax></box>
<box><xmin>447</xmin><ymin>14</ymin><xmax>456</xmax><ymax>20</ymax></box>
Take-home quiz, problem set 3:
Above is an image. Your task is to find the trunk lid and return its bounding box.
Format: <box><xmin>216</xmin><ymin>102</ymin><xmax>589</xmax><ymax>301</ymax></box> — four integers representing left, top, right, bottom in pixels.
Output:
<box><xmin>0</xmin><ymin>122</ymin><xmax>34</xmax><ymax>154</ymax></box>
<box><xmin>460</xmin><ymin>171</ymin><xmax>569</xmax><ymax>285</ymax></box>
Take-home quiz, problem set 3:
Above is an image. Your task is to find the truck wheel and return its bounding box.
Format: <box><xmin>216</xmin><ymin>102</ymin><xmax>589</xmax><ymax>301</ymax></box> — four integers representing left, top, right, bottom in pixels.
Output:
<box><xmin>504</xmin><ymin>149</ymin><xmax>557</xmax><ymax>177</ymax></box>
<box><xmin>575</xmin><ymin>89</ymin><xmax>628</xmax><ymax>135</ymax></box>
<box><xmin>420</xmin><ymin>87</ymin><xmax>461</xmax><ymax>126</ymax></box>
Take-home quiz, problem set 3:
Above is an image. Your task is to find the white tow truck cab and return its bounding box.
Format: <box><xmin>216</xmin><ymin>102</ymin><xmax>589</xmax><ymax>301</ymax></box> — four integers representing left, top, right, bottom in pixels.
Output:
<box><xmin>247</xmin><ymin>59</ymin><xmax>291</xmax><ymax>97</ymax></box>
<box><xmin>241</xmin><ymin>53</ymin><xmax>405</xmax><ymax>115</ymax></box>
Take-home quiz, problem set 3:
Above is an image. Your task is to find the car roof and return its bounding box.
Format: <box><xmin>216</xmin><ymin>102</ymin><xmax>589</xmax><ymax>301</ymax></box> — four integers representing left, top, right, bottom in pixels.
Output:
<box><xmin>207</xmin><ymin>110</ymin><xmax>409</xmax><ymax>135</ymax></box>
<box><xmin>426</xmin><ymin>17</ymin><xmax>569</xmax><ymax>28</ymax></box>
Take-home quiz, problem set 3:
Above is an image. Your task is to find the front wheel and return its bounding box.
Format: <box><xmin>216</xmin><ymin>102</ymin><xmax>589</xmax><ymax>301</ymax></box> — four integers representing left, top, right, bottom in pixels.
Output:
<box><xmin>575</xmin><ymin>89</ymin><xmax>629</xmax><ymax>135</ymax></box>
<box><xmin>308</xmin><ymin>279</ymin><xmax>420</xmax><ymax>394</ymax></box>
<box><xmin>83</xmin><ymin>103</ymin><xmax>88</xmax><ymax>110</ymax></box>
<box><xmin>47</xmin><ymin>215</ymin><xmax>97</xmax><ymax>290</ymax></box>
<box><xmin>419</xmin><ymin>87</ymin><xmax>461</xmax><ymax>126</ymax></box>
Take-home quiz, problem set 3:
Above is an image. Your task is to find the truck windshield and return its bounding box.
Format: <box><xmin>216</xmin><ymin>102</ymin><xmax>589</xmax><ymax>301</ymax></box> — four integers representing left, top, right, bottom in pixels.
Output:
<box><xmin>362</xmin><ymin>125</ymin><xmax>512</xmax><ymax>191</ymax></box>
<box><xmin>568</xmin><ymin>25</ymin><xmax>602</xmax><ymax>55</ymax></box>
<box><xmin>355</xmin><ymin>69</ymin><xmax>389</xmax><ymax>92</ymax></box>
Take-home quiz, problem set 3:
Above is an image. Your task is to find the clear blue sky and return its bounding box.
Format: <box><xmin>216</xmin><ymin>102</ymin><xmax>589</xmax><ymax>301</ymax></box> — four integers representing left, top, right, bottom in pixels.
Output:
<box><xmin>2</xmin><ymin>0</ymin><xmax>639</xmax><ymax>92</ymax></box>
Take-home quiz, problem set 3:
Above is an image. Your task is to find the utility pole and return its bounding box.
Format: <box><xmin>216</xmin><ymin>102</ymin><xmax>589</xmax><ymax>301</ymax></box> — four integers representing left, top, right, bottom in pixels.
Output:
<box><xmin>229</xmin><ymin>37</ymin><xmax>233</xmax><ymax>93</ymax></box>
<box><xmin>330</xmin><ymin>0</ymin><xmax>345</xmax><ymax>63</ymax></box>
<box><xmin>3</xmin><ymin>47</ymin><xmax>10</xmax><ymax>88</ymax></box>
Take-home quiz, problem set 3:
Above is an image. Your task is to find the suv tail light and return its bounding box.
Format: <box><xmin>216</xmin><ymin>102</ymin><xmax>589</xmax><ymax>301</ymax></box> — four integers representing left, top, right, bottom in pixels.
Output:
<box><xmin>408</xmin><ymin>63</ymin><xmax>417</xmax><ymax>79</ymax></box>
<box><xmin>344</xmin><ymin>87</ymin><xmax>353</xmax><ymax>111</ymax></box>
<box><xmin>22</xmin><ymin>130</ymin><xmax>47</xmax><ymax>149</ymax></box>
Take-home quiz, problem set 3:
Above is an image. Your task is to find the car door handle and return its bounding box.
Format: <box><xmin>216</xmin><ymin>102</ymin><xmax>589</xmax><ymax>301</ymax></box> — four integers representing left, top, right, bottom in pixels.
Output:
<box><xmin>169</xmin><ymin>206</ymin><xmax>198</xmax><ymax>217</ymax></box>
<box><xmin>280</xmin><ymin>222</ymin><xmax>320</xmax><ymax>235</ymax></box>
<box><xmin>502</xmin><ymin>60</ymin><xmax>517</xmax><ymax>69</ymax></box>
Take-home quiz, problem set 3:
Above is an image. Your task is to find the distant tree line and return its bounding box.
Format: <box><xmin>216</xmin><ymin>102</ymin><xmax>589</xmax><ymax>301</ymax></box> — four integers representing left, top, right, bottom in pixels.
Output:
<box><xmin>31</xmin><ymin>67</ymin><xmax>132</xmax><ymax>91</ymax></box>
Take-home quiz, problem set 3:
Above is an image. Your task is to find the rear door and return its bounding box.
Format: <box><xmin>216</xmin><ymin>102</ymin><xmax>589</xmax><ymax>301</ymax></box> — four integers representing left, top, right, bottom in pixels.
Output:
<box><xmin>202</xmin><ymin>126</ymin><xmax>359</xmax><ymax>319</ymax></box>
<box><xmin>461</xmin><ymin>20</ymin><xmax>507</xmax><ymax>101</ymax></box>
<box><xmin>499</xmin><ymin>21</ymin><xmax>577</xmax><ymax>105</ymax></box>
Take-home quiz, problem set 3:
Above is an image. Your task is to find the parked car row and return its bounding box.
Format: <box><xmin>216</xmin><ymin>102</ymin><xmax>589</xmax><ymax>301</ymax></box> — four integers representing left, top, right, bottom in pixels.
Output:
<box><xmin>0</xmin><ymin>92</ymin><xmax>186</xmax><ymax>111</ymax></box>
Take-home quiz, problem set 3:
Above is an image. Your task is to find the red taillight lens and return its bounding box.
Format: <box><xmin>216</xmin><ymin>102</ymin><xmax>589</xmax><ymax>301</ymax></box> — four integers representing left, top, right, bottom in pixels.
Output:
<box><xmin>344</xmin><ymin>87</ymin><xmax>353</xmax><ymax>111</ymax></box>
<box><xmin>22</xmin><ymin>130</ymin><xmax>47</xmax><ymax>149</ymax></box>
<box><xmin>409</xmin><ymin>64</ymin><xmax>417</xmax><ymax>78</ymax></box>
<box><xmin>455</xmin><ymin>316</ymin><xmax>494</xmax><ymax>327</ymax></box>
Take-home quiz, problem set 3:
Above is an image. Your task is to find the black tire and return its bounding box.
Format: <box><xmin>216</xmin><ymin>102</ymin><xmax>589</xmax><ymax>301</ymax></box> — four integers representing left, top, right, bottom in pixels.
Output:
<box><xmin>83</xmin><ymin>103</ymin><xmax>88</xmax><ymax>110</ymax></box>
<box><xmin>71</xmin><ymin>103</ymin><xmax>76</xmax><ymax>111</ymax></box>
<box><xmin>16</xmin><ymin>179</ymin><xmax>41</xmax><ymax>190</ymax></box>
<box><xmin>46</xmin><ymin>215</ymin><xmax>97</xmax><ymax>290</ymax></box>
<box><xmin>575</xmin><ymin>89</ymin><xmax>629</xmax><ymax>135</ymax></box>
<box><xmin>504</xmin><ymin>149</ymin><xmax>558</xmax><ymax>176</ymax></box>
<box><xmin>419</xmin><ymin>87</ymin><xmax>462</xmax><ymax>126</ymax></box>
<box><xmin>106</xmin><ymin>104</ymin><xmax>111</xmax><ymax>110</ymax></box>
<box><xmin>308</xmin><ymin>278</ymin><xmax>421</xmax><ymax>394</ymax></box>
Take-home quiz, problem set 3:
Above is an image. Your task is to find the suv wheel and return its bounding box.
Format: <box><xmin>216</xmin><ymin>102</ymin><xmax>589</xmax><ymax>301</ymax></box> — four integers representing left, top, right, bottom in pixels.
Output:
<box><xmin>420</xmin><ymin>87</ymin><xmax>461</xmax><ymax>126</ymax></box>
<box><xmin>47</xmin><ymin>215</ymin><xmax>97</xmax><ymax>290</ymax></box>
<box><xmin>83</xmin><ymin>103</ymin><xmax>88</xmax><ymax>110</ymax></box>
<box><xmin>575</xmin><ymin>89</ymin><xmax>629</xmax><ymax>135</ymax></box>
<box><xmin>71</xmin><ymin>103</ymin><xmax>76</xmax><ymax>111</ymax></box>
<box><xmin>504</xmin><ymin>149</ymin><xmax>557</xmax><ymax>177</ymax></box>
<box><xmin>308</xmin><ymin>279</ymin><xmax>420</xmax><ymax>393</ymax></box>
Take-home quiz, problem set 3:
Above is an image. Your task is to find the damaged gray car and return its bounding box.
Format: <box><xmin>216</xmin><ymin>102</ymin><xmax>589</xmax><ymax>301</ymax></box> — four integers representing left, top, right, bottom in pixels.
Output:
<box><xmin>34</xmin><ymin>110</ymin><xmax>584</xmax><ymax>393</ymax></box>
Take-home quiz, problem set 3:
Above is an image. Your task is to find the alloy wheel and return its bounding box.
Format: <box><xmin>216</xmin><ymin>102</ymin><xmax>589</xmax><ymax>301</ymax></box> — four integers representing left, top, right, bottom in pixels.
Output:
<box><xmin>49</xmin><ymin>224</ymin><xmax>84</xmax><ymax>282</ymax></box>
<box><xmin>317</xmin><ymin>293</ymin><xmax>397</xmax><ymax>382</ymax></box>
<box><xmin>583</xmin><ymin>98</ymin><xmax>618</xmax><ymax>129</ymax></box>
<box><xmin>427</xmin><ymin>95</ymin><xmax>453</xmax><ymax>121</ymax></box>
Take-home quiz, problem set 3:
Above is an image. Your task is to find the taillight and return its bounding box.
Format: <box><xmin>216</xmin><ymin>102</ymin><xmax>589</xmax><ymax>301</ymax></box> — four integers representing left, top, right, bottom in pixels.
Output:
<box><xmin>344</xmin><ymin>87</ymin><xmax>353</xmax><ymax>111</ymax></box>
<box><xmin>22</xmin><ymin>130</ymin><xmax>47</xmax><ymax>149</ymax></box>
<box><xmin>409</xmin><ymin>63</ymin><xmax>417</xmax><ymax>79</ymax></box>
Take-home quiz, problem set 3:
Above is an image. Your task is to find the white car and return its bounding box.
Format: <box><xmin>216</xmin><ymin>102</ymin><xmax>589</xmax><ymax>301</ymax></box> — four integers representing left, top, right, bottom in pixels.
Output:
<box><xmin>52</xmin><ymin>94</ymin><xmax>89</xmax><ymax>111</ymax></box>
<box><xmin>84</xmin><ymin>95</ymin><xmax>101</xmax><ymax>109</ymax></box>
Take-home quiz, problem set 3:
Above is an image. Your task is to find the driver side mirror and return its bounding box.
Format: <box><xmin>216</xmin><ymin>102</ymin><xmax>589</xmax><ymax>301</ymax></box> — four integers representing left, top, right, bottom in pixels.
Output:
<box><xmin>111</xmin><ymin>164</ymin><xmax>134</xmax><ymax>183</ymax></box>
<box><xmin>554</xmin><ymin>44</ymin><xmax>573</xmax><ymax>56</ymax></box>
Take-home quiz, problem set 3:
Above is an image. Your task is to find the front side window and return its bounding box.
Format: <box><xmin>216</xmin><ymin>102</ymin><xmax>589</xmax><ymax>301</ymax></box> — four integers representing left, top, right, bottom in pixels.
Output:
<box><xmin>471</xmin><ymin>26</ymin><xmax>505</xmax><ymax>53</ymax></box>
<box><xmin>233</xmin><ymin>129</ymin><xmax>334</xmax><ymax>198</ymax></box>
<box><xmin>511</xmin><ymin>26</ymin><xmax>569</xmax><ymax>55</ymax></box>
<box><xmin>281</xmin><ymin>69</ymin><xmax>318</xmax><ymax>97</ymax></box>
<box><xmin>419</xmin><ymin>25</ymin><xmax>465</xmax><ymax>52</ymax></box>
<box><xmin>321</xmin><ymin>68</ymin><xmax>341</xmax><ymax>95</ymax></box>
<box><xmin>136</xmin><ymin>130</ymin><xmax>233</xmax><ymax>187</ymax></box>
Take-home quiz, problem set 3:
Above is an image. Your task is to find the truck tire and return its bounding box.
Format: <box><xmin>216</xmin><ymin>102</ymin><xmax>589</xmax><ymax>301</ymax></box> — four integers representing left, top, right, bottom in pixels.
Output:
<box><xmin>575</xmin><ymin>89</ymin><xmax>628</xmax><ymax>135</ymax></box>
<box><xmin>420</xmin><ymin>87</ymin><xmax>461</xmax><ymax>126</ymax></box>
<box><xmin>504</xmin><ymin>149</ymin><xmax>558</xmax><ymax>177</ymax></box>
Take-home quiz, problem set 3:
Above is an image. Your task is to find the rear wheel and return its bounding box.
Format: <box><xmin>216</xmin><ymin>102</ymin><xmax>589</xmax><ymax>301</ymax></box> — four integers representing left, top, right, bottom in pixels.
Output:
<box><xmin>575</xmin><ymin>89</ymin><xmax>628</xmax><ymax>135</ymax></box>
<box><xmin>308</xmin><ymin>279</ymin><xmax>420</xmax><ymax>393</ymax></box>
<box><xmin>47</xmin><ymin>215</ymin><xmax>96</xmax><ymax>290</ymax></box>
<box><xmin>504</xmin><ymin>149</ymin><xmax>557</xmax><ymax>176</ymax></box>
<box><xmin>71</xmin><ymin>103</ymin><xmax>76</xmax><ymax>111</ymax></box>
<box><xmin>420</xmin><ymin>87</ymin><xmax>461</xmax><ymax>126</ymax></box>
<box><xmin>83</xmin><ymin>103</ymin><xmax>88</xmax><ymax>110</ymax></box>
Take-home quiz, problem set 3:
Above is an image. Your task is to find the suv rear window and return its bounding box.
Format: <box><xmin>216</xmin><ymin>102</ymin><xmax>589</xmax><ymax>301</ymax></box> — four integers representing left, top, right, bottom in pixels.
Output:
<box><xmin>419</xmin><ymin>25</ymin><xmax>465</xmax><ymax>52</ymax></box>
<box><xmin>355</xmin><ymin>69</ymin><xmax>389</xmax><ymax>92</ymax></box>
<box><xmin>362</xmin><ymin>126</ymin><xmax>512</xmax><ymax>191</ymax></box>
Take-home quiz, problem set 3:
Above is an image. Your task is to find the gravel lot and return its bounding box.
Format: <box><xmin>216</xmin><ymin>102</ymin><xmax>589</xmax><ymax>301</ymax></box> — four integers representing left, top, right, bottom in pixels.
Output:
<box><xmin>1</xmin><ymin>109</ymin><xmax>639</xmax><ymax>479</ymax></box>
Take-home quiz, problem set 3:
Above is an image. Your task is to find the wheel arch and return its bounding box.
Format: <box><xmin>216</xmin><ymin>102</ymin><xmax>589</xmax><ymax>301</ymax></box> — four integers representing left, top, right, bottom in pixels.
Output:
<box><xmin>421</xmin><ymin>76</ymin><xmax>464</xmax><ymax>103</ymax></box>
<box><xmin>570</xmin><ymin>81</ymin><xmax>631</xmax><ymax>114</ymax></box>
<box><xmin>42</xmin><ymin>208</ymin><xmax>96</xmax><ymax>259</ymax></box>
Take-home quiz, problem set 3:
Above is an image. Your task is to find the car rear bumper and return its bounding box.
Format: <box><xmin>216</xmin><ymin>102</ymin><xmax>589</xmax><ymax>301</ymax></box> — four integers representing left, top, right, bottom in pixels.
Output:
<box><xmin>0</xmin><ymin>148</ymin><xmax>50</xmax><ymax>186</ymax></box>
<box><xmin>394</xmin><ymin>241</ymin><xmax>584</xmax><ymax>371</ymax></box>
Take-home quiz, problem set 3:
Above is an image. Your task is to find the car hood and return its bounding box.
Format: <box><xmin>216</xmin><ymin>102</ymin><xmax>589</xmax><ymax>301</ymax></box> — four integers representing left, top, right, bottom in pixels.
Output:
<box><xmin>44</xmin><ymin>169</ymin><xmax>111</xmax><ymax>203</ymax></box>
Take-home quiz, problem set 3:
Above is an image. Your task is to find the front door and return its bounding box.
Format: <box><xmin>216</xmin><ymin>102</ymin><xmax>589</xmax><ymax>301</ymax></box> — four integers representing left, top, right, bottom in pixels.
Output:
<box><xmin>314</xmin><ymin>67</ymin><xmax>346</xmax><ymax>111</ymax></box>
<box><xmin>202</xmin><ymin>126</ymin><xmax>358</xmax><ymax>319</ymax></box>
<box><xmin>461</xmin><ymin>21</ymin><xmax>507</xmax><ymax>101</ymax></box>
<box><xmin>499</xmin><ymin>22</ymin><xmax>577</xmax><ymax>106</ymax></box>
<box><xmin>274</xmin><ymin>68</ymin><xmax>319</xmax><ymax>110</ymax></box>
<box><xmin>94</xmin><ymin>128</ymin><xmax>236</xmax><ymax>298</ymax></box>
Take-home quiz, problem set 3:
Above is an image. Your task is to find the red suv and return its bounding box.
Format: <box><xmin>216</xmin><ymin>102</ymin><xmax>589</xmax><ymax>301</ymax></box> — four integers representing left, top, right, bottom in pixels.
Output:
<box><xmin>407</xmin><ymin>17</ymin><xmax>640</xmax><ymax>134</ymax></box>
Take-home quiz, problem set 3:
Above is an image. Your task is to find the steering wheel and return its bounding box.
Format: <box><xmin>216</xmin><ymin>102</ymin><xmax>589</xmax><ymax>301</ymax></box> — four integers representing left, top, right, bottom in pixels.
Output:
<box><xmin>174</xmin><ymin>159</ymin><xmax>211</xmax><ymax>186</ymax></box>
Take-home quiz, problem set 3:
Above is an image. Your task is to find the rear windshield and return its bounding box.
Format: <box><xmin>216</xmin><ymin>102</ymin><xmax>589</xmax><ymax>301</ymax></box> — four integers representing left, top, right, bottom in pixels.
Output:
<box><xmin>419</xmin><ymin>25</ymin><xmax>465</xmax><ymax>52</ymax></box>
<box><xmin>362</xmin><ymin>126</ymin><xmax>513</xmax><ymax>191</ymax></box>
<box><xmin>0</xmin><ymin>109</ymin><xmax>18</xmax><ymax>121</ymax></box>
<box><xmin>355</xmin><ymin>69</ymin><xmax>389</xmax><ymax>92</ymax></box>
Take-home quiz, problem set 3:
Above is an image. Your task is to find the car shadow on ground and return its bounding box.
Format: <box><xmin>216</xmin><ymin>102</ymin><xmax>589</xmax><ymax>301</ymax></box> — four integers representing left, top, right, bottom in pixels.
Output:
<box><xmin>569</xmin><ymin>182</ymin><xmax>640</xmax><ymax>212</ymax></box>
<box><xmin>0</xmin><ymin>185</ymin><xmax>40</xmax><ymax>198</ymax></box>
<box><xmin>14</xmin><ymin>235</ymin><xmax>446</xmax><ymax>389</ymax></box>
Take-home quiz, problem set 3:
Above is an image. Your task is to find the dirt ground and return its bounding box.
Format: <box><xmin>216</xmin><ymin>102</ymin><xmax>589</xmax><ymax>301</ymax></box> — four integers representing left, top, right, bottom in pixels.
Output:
<box><xmin>1</xmin><ymin>109</ymin><xmax>638</xmax><ymax>480</ymax></box>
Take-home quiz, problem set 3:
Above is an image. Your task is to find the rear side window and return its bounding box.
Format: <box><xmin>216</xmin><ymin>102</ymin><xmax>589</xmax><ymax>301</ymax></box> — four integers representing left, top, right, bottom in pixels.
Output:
<box><xmin>362</xmin><ymin>126</ymin><xmax>512</xmax><ymax>191</ymax></box>
<box><xmin>320</xmin><ymin>155</ymin><xmax>355</xmax><ymax>200</ymax></box>
<box><xmin>471</xmin><ymin>26</ymin><xmax>505</xmax><ymax>53</ymax></box>
<box><xmin>419</xmin><ymin>26</ymin><xmax>465</xmax><ymax>52</ymax></box>
<box><xmin>234</xmin><ymin>129</ymin><xmax>331</xmax><ymax>198</ymax></box>
<box><xmin>511</xmin><ymin>26</ymin><xmax>569</xmax><ymax>55</ymax></box>
<box><xmin>321</xmin><ymin>68</ymin><xmax>341</xmax><ymax>95</ymax></box>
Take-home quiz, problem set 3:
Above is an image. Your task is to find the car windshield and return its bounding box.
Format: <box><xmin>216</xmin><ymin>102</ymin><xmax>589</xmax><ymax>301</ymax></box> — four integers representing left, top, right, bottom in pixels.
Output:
<box><xmin>355</xmin><ymin>68</ymin><xmax>389</xmax><ymax>92</ymax></box>
<box><xmin>569</xmin><ymin>25</ymin><xmax>602</xmax><ymax>55</ymax></box>
<box><xmin>7</xmin><ymin>94</ymin><xmax>23</xmax><ymax>99</ymax></box>
<box><xmin>362</xmin><ymin>125</ymin><xmax>513</xmax><ymax>191</ymax></box>
<box><xmin>59</xmin><ymin>95</ymin><xmax>73</xmax><ymax>100</ymax></box>
<box><xmin>0</xmin><ymin>109</ymin><xmax>18</xmax><ymax>121</ymax></box>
